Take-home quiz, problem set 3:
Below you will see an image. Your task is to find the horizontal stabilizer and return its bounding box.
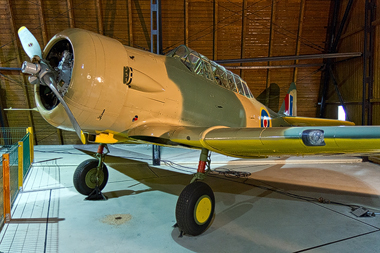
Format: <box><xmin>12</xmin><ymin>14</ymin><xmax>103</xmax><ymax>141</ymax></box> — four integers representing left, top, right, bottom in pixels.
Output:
<box><xmin>282</xmin><ymin>116</ymin><xmax>355</xmax><ymax>126</ymax></box>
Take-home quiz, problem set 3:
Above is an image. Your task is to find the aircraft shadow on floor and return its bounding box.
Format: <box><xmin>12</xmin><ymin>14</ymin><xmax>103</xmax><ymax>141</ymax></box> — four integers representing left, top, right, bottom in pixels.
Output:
<box><xmin>75</xmin><ymin>146</ymin><xmax>380</xmax><ymax>210</ymax></box>
<box><xmin>74</xmin><ymin>146</ymin><xmax>380</xmax><ymax>251</ymax></box>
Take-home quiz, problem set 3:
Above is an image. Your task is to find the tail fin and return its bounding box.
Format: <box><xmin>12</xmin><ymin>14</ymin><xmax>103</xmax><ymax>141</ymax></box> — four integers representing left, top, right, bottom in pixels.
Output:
<box><xmin>279</xmin><ymin>82</ymin><xmax>297</xmax><ymax>116</ymax></box>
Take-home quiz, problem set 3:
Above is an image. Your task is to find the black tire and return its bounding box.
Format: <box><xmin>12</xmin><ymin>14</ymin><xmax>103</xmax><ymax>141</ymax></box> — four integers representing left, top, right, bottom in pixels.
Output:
<box><xmin>175</xmin><ymin>181</ymin><xmax>215</xmax><ymax>236</ymax></box>
<box><xmin>73</xmin><ymin>159</ymin><xmax>109</xmax><ymax>195</ymax></box>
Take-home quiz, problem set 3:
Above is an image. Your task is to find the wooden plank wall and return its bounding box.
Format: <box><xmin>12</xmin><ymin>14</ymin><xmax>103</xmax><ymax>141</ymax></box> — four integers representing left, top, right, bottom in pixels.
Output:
<box><xmin>325</xmin><ymin>0</ymin><xmax>379</xmax><ymax>125</ymax></box>
<box><xmin>0</xmin><ymin>0</ymin><xmax>340</xmax><ymax>145</ymax></box>
<box><xmin>0</xmin><ymin>0</ymin><xmax>39</xmax><ymax>143</ymax></box>
<box><xmin>375</xmin><ymin>2</ymin><xmax>380</xmax><ymax>125</ymax></box>
<box><xmin>161</xmin><ymin>0</ymin><xmax>331</xmax><ymax>117</ymax></box>
<box><xmin>324</xmin><ymin>0</ymin><xmax>364</xmax><ymax>123</ymax></box>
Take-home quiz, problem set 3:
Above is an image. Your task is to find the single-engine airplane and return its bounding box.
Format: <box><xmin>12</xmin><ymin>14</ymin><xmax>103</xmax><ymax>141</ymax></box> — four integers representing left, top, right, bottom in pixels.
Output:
<box><xmin>17</xmin><ymin>26</ymin><xmax>380</xmax><ymax>236</ymax></box>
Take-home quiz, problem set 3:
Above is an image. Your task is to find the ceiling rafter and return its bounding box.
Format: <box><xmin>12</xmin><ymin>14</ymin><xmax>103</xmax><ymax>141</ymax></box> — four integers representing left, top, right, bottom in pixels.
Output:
<box><xmin>37</xmin><ymin>0</ymin><xmax>48</xmax><ymax>46</ymax></box>
<box><xmin>184</xmin><ymin>0</ymin><xmax>189</xmax><ymax>47</ymax></box>
<box><xmin>240</xmin><ymin>0</ymin><xmax>247</xmax><ymax>79</ymax></box>
<box><xmin>293</xmin><ymin>0</ymin><xmax>306</xmax><ymax>83</ymax></box>
<box><xmin>38</xmin><ymin>0</ymin><xmax>64</xmax><ymax>144</ymax></box>
<box><xmin>67</xmin><ymin>0</ymin><xmax>76</xmax><ymax>28</ymax></box>
<box><xmin>96</xmin><ymin>0</ymin><xmax>104</xmax><ymax>35</ymax></box>
<box><xmin>265</xmin><ymin>0</ymin><xmax>276</xmax><ymax>107</ymax></box>
<box><xmin>128</xmin><ymin>0</ymin><xmax>133</xmax><ymax>46</ymax></box>
<box><xmin>212</xmin><ymin>0</ymin><xmax>218</xmax><ymax>60</ymax></box>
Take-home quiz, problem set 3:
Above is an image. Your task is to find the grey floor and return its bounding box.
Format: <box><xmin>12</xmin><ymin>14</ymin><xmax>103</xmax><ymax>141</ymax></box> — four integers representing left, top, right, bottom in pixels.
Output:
<box><xmin>1</xmin><ymin>144</ymin><xmax>380</xmax><ymax>253</ymax></box>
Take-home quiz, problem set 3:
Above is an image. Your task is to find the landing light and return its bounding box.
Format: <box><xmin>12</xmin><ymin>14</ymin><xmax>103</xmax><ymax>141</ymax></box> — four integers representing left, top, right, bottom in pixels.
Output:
<box><xmin>302</xmin><ymin>130</ymin><xmax>325</xmax><ymax>146</ymax></box>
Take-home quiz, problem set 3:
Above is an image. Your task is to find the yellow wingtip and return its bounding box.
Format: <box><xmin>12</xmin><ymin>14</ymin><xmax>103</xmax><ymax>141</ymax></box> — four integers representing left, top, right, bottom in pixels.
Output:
<box><xmin>18</xmin><ymin>26</ymin><xmax>26</xmax><ymax>34</ymax></box>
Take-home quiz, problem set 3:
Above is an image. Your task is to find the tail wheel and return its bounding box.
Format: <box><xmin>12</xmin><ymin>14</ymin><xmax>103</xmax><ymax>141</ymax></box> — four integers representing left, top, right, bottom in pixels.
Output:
<box><xmin>73</xmin><ymin>159</ymin><xmax>109</xmax><ymax>195</ymax></box>
<box><xmin>176</xmin><ymin>181</ymin><xmax>215</xmax><ymax>236</ymax></box>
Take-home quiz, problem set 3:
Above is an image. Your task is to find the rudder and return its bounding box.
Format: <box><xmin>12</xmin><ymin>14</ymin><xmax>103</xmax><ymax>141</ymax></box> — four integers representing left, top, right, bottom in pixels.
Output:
<box><xmin>279</xmin><ymin>82</ymin><xmax>297</xmax><ymax>116</ymax></box>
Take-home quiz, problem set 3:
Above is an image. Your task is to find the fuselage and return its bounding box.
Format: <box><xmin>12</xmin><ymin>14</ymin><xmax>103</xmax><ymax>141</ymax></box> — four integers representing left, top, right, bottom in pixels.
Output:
<box><xmin>34</xmin><ymin>29</ymin><xmax>282</xmax><ymax>143</ymax></box>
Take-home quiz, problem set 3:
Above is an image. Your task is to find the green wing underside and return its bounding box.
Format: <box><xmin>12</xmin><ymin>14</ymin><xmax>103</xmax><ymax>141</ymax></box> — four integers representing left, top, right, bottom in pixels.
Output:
<box><xmin>127</xmin><ymin>124</ymin><xmax>380</xmax><ymax>158</ymax></box>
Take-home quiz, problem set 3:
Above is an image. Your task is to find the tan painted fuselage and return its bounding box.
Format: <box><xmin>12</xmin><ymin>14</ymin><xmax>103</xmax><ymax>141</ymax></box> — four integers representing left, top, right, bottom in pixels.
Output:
<box><xmin>36</xmin><ymin>29</ymin><xmax>271</xmax><ymax>144</ymax></box>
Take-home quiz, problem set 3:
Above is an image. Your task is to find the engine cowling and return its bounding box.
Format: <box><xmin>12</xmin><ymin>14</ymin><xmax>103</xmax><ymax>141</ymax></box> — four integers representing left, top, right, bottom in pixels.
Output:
<box><xmin>35</xmin><ymin>28</ymin><xmax>130</xmax><ymax>132</ymax></box>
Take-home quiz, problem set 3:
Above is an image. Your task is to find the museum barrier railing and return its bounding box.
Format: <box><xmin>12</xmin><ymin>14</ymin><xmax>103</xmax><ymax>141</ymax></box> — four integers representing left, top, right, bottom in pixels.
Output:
<box><xmin>0</xmin><ymin>127</ymin><xmax>34</xmax><ymax>231</ymax></box>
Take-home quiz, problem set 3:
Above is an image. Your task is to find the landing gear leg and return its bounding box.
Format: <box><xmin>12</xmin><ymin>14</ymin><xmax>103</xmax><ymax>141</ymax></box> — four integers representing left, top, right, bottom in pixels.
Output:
<box><xmin>175</xmin><ymin>148</ymin><xmax>215</xmax><ymax>236</ymax></box>
<box><xmin>86</xmin><ymin>144</ymin><xmax>109</xmax><ymax>200</ymax></box>
<box><xmin>152</xmin><ymin>145</ymin><xmax>161</xmax><ymax>165</ymax></box>
<box><xmin>191</xmin><ymin>147</ymin><xmax>211</xmax><ymax>183</ymax></box>
<box><xmin>73</xmin><ymin>144</ymin><xmax>109</xmax><ymax>200</ymax></box>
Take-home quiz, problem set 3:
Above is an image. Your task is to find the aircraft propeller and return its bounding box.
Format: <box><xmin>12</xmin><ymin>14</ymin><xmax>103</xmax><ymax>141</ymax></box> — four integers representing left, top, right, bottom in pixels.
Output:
<box><xmin>18</xmin><ymin>27</ymin><xmax>42</xmax><ymax>61</ymax></box>
<box><xmin>18</xmin><ymin>26</ymin><xmax>86</xmax><ymax>144</ymax></box>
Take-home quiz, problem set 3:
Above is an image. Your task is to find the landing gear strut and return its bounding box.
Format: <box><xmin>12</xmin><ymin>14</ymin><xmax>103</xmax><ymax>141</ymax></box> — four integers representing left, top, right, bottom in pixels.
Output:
<box><xmin>175</xmin><ymin>148</ymin><xmax>215</xmax><ymax>236</ymax></box>
<box><xmin>152</xmin><ymin>145</ymin><xmax>161</xmax><ymax>165</ymax></box>
<box><xmin>73</xmin><ymin>144</ymin><xmax>109</xmax><ymax>200</ymax></box>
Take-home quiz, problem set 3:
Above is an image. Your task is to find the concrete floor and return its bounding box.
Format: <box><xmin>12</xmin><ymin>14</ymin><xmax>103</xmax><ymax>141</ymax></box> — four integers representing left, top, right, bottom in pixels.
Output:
<box><xmin>1</xmin><ymin>144</ymin><xmax>380</xmax><ymax>253</ymax></box>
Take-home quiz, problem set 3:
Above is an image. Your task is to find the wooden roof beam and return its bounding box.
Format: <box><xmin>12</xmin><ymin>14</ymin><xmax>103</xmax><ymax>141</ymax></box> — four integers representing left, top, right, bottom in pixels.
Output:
<box><xmin>128</xmin><ymin>0</ymin><xmax>133</xmax><ymax>46</ymax></box>
<box><xmin>38</xmin><ymin>0</ymin><xmax>64</xmax><ymax>144</ymax></box>
<box><xmin>240</xmin><ymin>0</ymin><xmax>247</xmax><ymax>79</ymax></box>
<box><xmin>216</xmin><ymin>52</ymin><xmax>362</xmax><ymax>64</ymax></box>
<box><xmin>265</xmin><ymin>0</ymin><xmax>276</xmax><ymax>107</ymax></box>
<box><xmin>212</xmin><ymin>0</ymin><xmax>218</xmax><ymax>60</ymax></box>
<box><xmin>293</xmin><ymin>0</ymin><xmax>306</xmax><ymax>83</ymax></box>
<box><xmin>185</xmin><ymin>0</ymin><xmax>189</xmax><ymax>47</ymax></box>
<box><xmin>96</xmin><ymin>0</ymin><xmax>104</xmax><ymax>35</ymax></box>
<box><xmin>67</xmin><ymin>0</ymin><xmax>76</xmax><ymax>28</ymax></box>
<box><xmin>37</xmin><ymin>0</ymin><xmax>48</xmax><ymax>46</ymax></box>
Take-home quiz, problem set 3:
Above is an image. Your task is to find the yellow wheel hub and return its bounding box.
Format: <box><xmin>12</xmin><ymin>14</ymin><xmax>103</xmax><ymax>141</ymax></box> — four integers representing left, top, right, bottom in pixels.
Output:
<box><xmin>194</xmin><ymin>195</ymin><xmax>212</xmax><ymax>225</ymax></box>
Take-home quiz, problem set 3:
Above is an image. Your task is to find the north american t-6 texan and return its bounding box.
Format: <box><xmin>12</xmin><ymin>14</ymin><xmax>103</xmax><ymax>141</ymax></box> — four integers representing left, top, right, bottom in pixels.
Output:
<box><xmin>18</xmin><ymin>26</ymin><xmax>380</xmax><ymax>236</ymax></box>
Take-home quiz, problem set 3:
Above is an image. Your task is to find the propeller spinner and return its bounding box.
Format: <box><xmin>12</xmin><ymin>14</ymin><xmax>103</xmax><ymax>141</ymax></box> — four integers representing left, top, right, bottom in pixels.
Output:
<box><xmin>18</xmin><ymin>26</ymin><xmax>86</xmax><ymax>144</ymax></box>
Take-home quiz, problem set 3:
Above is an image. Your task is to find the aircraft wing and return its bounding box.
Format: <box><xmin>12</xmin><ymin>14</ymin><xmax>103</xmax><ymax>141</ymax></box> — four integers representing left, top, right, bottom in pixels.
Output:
<box><xmin>195</xmin><ymin>126</ymin><xmax>380</xmax><ymax>158</ymax></box>
<box><xmin>126</xmin><ymin>124</ymin><xmax>380</xmax><ymax>158</ymax></box>
<box><xmin>282</xmin><ymin>116</ymin><xmax>355</xmax><ymax>126</ymax></box>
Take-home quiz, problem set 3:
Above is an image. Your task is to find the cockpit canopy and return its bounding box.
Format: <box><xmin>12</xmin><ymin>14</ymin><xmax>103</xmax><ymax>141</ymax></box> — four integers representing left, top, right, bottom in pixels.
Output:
<box><xmin>167</xmin><ymin>45</ymin><xmax>254</xmax><ymax>99</ymax></box>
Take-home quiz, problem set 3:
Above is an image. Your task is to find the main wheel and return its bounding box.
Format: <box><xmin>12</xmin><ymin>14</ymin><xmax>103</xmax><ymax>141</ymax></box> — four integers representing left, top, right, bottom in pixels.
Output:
<box><xmin>175</xmin><ymin>181</ymin><xmax>215</xmax><ymax>236</ymax></box>
<box><xmin>73</xmin><ymin>159</ymin><xmax>109</xmax><ymax>195</ymax></box>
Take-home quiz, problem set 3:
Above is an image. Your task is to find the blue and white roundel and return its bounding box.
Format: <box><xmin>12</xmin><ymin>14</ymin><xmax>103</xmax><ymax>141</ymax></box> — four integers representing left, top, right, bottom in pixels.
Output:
<box><xmin>260</xmin><ymin>108</ymin><xmax>271</xmax><ymax>128</ymax></box>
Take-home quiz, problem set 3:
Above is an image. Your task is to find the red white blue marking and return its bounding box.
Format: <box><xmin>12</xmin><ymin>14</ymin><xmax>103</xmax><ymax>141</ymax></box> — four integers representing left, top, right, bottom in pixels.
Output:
<box><xmin>260</xmin><ymin>108</ymin><xmax>271</xmax><ymax>128</ymax></box>
<box><xmin>284</xmin><ymin>94</ymin><xmax>293</xmax><ymax>116</ymax></box>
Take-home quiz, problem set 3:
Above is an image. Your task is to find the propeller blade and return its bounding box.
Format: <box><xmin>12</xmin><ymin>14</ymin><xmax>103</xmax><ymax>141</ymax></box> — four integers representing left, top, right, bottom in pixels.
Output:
<box><xmin>41</xmin><ymin>74</ymin><xmax>86</xmax><ymax>144</ymax></box>
<box><xmin>18</xmin><ymin>26</ymin><xmax>42</xmax><ymax>61</ymax></box>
